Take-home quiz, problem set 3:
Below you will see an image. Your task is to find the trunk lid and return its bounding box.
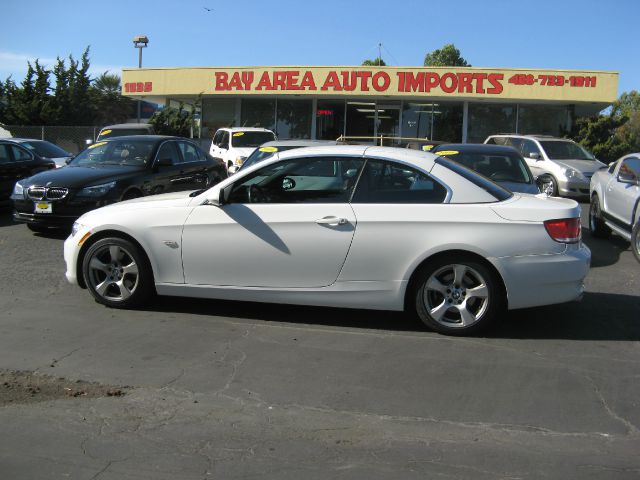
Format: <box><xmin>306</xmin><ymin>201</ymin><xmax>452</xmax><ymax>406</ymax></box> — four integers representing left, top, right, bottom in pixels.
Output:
<box><xmin>491</xmin><ymin>193</ymin><xmax>581</xmax><ymax>222</ymax></box>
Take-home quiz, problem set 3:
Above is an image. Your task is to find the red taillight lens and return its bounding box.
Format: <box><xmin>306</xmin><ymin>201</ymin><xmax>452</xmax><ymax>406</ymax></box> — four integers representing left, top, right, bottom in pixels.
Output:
<box><xmin>544</xmin><ymin>218</ymin><xmax>581</xmax><ymax>243</ymax></box>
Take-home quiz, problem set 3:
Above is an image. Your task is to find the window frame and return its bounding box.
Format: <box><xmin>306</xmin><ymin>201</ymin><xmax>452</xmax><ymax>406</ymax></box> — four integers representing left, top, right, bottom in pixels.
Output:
<box><xmin>9</xmin><ymin>144</ymin><xmax>34</xmax><ymax>163</ymax></box>
<box><xmin>153</xmin><ymin>140</ymin><xmax>182</xmax><ymax>166</ymax></box>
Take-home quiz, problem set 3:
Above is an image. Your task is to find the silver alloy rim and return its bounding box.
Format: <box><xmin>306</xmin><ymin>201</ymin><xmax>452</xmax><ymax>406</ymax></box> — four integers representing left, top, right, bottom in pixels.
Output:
<box><xmin>634</xmin><ymin>228</ymin><xmax>640</xmax><ymax>255</ymax></box>
<box><xmin>541</xmin><ymin>178</ymin><xmax>554</xmax><ymax>196</ymax></box>
<box><xmin>423</xmin><ymin>264</ymin><xmax>489</xmax><ymax>328</ymax></box>
<box><xmin>589</xmin><ymin>198</ymin><xmax>598</xmax><ymax>231</ymax></box>
<box><xmin>87</xmin><ymin>244</ymin><xmax>139</xmax><ymax>302</ymax></box>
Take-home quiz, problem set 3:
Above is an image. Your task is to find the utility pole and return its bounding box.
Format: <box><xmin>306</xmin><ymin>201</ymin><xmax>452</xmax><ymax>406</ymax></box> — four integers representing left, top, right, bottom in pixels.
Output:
<box><xmin>133</xmin><ymin>35</ymin><xmax>149</xmax><ymax>123</ymax></box>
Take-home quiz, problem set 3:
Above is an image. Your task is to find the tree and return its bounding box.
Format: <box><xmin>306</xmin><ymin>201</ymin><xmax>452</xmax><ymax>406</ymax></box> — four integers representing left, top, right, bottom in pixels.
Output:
<box><xmin>424</xmin><ymin>44</ymin><xmax>470</xmax><ymax>67</ymax></box>
<box><xmin>91</xmin><ymin>72</ymin><xmax>133</xmax><ymax>125</ymax></box>
<box><xmin>362</xmin><ymin>57</ymin><xmax>386</xmax><ymax>66</ymax></box>
<box><xmin>612</xmin><ymin>90</ymin><xmax>640</xmax><ymax>119</ymax></box>
<box><xmin>569</xmin><ymin>114</ymin><xmax>630</xmax><ymax>163</ymax></box>
<box><xmin>149</xmin><ymin>103</ymin><xmax>196</xmax><ymax>137</ymax></box>
<box><xmin>69</xmin><ymin>47</ymin><xmax>93</xmax><ymax>125</ymax></box>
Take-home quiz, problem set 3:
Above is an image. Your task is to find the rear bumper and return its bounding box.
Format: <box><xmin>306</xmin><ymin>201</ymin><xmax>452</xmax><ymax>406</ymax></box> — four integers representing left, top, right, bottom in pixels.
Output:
<box><xmin>498</xmin><ymin>244</ymin><xmax>591</xmax><ymax>310</ymax></box>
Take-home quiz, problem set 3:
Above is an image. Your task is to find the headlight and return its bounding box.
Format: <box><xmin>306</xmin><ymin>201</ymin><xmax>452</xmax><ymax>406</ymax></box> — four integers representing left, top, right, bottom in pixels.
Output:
<box><xmin>71</xmin><ymin>222</ymin><xmax>84</xmax><ymax>236</ymax></box>
<box><xmin>234</xmin><ymin>156</ymin><xmax>247</xmax><ymax>166</ymax></box>
<box><xmin>77</xmin><ymin>181</ymin><xmax>116</xmax><ymax>197</ymax></box>
<box><xmin>12</xmin><ymin>182</ymin><xmax>24</xmax><ymax>196</ymax></box>
<box><xmin>563</xmin><ymin>168</ymin><xmax>582</xmax><ymax>180</ymax></box>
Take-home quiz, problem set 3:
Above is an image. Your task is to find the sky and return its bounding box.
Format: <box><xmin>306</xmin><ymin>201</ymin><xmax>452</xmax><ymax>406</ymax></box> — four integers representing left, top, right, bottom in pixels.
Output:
<box><xmin>1</xmin><ymin>0</ymin><xmax>638</xmax><ymax>96</ymax></box>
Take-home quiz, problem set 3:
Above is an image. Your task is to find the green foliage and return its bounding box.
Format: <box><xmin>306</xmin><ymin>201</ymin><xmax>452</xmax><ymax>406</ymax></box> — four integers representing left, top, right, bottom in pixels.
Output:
<box><xmin>612</xmin><ymin>91</ymin><xmax>640</xmax><ymax>119</ymax></box>
<box><xmin>0</xmin><ymin>46</ymin><xmax>133</xmax><ymax>128</ymax></box>
<box><xmin>362</xmin><ymin>57</ymin><xmax>386</xmax><ymax>66</ymax></box>
<box><xmin>149</xmin><ymin>103</ymin><xmax>196</xmax><ymax>137</ymax></box>
<box><xmin>424</xmin><ymin>44</ymin><xmax>470</xmax><ymax>67</ymax></box>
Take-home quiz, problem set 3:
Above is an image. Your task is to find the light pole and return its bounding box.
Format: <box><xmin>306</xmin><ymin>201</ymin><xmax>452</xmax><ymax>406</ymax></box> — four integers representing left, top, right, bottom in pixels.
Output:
<box><xmin>133</xmin><ymin>35</ymin><xmax>149</xmax><ymax>123</ymax></box>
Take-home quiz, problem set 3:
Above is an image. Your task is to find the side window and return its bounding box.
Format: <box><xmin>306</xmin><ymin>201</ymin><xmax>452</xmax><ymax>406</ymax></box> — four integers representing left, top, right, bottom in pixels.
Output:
<box><xmin>10</xmin><ymin>145</ymin><xmax>33</xmax><ymax>162</ymax></box>
<box><xmin>212</xmin><ymin>131</ymin><xmax>222</xmax><ymax>146</ymax></box>
<box><xmin>220</xmin><ymin>132</ymin><xmax>230</xmax><ymax>149</ymax></box>
<box><xmin>0</xmin><ymin>145</ymin><xmax>11</xmax><ymax>164</ymax></box>
<box><xmin>179</xmin><ymin>141</ymin><xmax>201</xmax><ymax>163</ymax></box>
<box><xmin>227</xmin><ymin>156</ymin><xmax>365</xmax><ymax>204</ymax></box>
<box><xmin>608</xmin><ymin>160</ymin><xmax>619</xmax><ymax>174</ymax></box>
<box><xmin>156</xmin><ymin>142</ymin><xmax>182</xmax><ymax>165</ymax></box>
<box><xmin>485</xmin><ymin>137</ymin><xmax>497</xmax><ymax>145</ymax></box>
<box><xmin>505</xmin><ymin>138</ymin><xmax>523</xmax><ymax>151</ymax></box>
<box><xmin>521</xmin><ymin>139</ymin><xmax>540</xmax><ymax>158</ymax></box>
<box><xmin>351</xmin><ymin>159</ymin><xmax>447</xmax><ymax>204</ymax></box>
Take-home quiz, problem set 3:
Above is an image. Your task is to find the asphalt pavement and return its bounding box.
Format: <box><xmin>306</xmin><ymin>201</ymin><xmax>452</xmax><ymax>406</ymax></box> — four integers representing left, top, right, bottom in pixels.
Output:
<box><xmin>0</xmin><ymin>203</ymin><xmax>638</xmax><ymax>480</ymax></box>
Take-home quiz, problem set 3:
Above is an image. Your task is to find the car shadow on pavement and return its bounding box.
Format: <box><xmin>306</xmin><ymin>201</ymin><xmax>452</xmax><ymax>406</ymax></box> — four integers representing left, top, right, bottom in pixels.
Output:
<box><xmin>149</xmin><ymin>296</ymin><xmax>424</xmax><ymax>333</ymax></box>
<box><xmin>146</xmin><ymin>290</ymin><xmax>639</xmax><ymax>340</ymax></box>
<box><xmin>0</xmin><ymin>211</ymin><xmax>15</xmax><ymax>227</ymax></box>
<box><xmin>581</xmin><ymin>227</ymin><xmax>630</xmax><ymax>268</ymax></box>
<box><xmin>491</xmin><ymin>291</ymin><xmax>640</xmax><ymax>341</ymax></box>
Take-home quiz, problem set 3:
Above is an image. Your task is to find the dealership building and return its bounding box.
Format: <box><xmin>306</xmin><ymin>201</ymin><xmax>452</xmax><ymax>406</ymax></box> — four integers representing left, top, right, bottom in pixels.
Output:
<box><xmin>121</xmin><ymin>66</ymin><xmax>618</xmax><ymax>143</ymax></box>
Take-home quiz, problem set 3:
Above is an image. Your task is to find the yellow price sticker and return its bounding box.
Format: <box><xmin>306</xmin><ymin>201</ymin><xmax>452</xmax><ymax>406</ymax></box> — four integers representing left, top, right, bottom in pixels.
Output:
<box><xmin>259</xmin><ymin>146</ymin><xmax>278</xmax><ymax>153</ymax></box>
<box><xmin>436</xmin><ymin>150</ymin><xmax>459</xmax><ymax>156</ymax></box>
<box><xmin>233</xmin><ymin>132</ymin><xmax>245</xmax><ymax>137</ymax></box>
<box><xmin>422</xmin><ymin>145</ymin><xmax>434</xmax><ymax>151</ymax></box>
<box><xmin>100</xmin><ymin>129</ymin><xmax>112</xmax><ymax>135</ymax></box>
<box><xmin>88</xmin><ymin>141</ymin><xmax>107</xmax><ymax>149</ymax></box>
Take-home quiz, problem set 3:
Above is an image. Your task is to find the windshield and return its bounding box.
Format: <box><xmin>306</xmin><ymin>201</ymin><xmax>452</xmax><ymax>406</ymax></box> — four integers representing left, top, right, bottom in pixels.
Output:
<box><xmin>539</xmin><ymin>141</ymin><xmax>595</xmax><ymax>161</ymax></box>
<box><xmin>240</xmin><ymin>145</ymin><xmax>303</xmax><ymax>171</ymax></box>
<box><xmin>435</xmin><ymin>150</ymin><xmax>532</xmax><ymax>184</ymax></box>
<box><xmin>70</xmin><ymin>139</ymin><xmax>155</xmax><ymax>167</ymax></box>
<box><xmin>97</xmin><ymin>128</ymin><xmax>151</xmax><ymax>141</ymax></box>
<box><xmin>231</xmin><ymin>131</ymin><xmax>276</xmax><ymax>148</ymax></box>
<box><xmin>20</xmin><ymin>140</ymin><xmax>71</xmax><ymax>158</ymax></box>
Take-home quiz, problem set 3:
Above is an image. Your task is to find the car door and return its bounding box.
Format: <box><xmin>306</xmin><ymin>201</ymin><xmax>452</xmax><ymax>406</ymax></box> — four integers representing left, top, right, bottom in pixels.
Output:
<box><xmin>519</xmin><ymin>139</ymin><xmax>547</xmax><ymax>176</ymax></box>
<box><xmin>152</xmin><ymin>141</ymin><xmax>192</xmax><ymax>193</ymax></box>
<box><xmin>181</xmin><ymin>155</ymin><xmax>365</xmax><ymax>288</ymax></box>
<box><xmin>606</xmin><ymin>157</ymin><xmax>640</xmax><ymax>229</ymax></box>
<box><xmin>177</xmin><ymin>140</ymin><xmax>210</xmax><ymax>189</ymax></box>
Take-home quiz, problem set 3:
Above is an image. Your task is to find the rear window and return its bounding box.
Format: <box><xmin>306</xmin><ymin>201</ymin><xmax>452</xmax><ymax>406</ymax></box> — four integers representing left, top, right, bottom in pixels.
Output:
<box><xmin>435</xmin><ymin>156</ymin><xmax>513</xmax><ymax>202</ymax></box>
<box><xmin>436</xmin><ymin>150</ymin><xmax>532</xmax><ymax>184</ymax></box>
<box><xmin>20</xmin><ymin>141</ymin><xmax>70</xmax><ymax>158</ymax></box>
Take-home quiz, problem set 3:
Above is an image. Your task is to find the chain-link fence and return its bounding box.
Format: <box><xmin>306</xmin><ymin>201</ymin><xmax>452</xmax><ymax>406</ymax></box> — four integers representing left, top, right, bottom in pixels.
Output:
<box><xmin>1</xmin><ymin>126</ymin><xmax>99</xmax><ymax>154</ymax></box>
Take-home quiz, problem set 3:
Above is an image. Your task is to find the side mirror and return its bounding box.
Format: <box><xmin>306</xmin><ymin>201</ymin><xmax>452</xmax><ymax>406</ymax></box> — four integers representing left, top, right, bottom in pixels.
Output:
<box><xmin>156</xmin><ymin>158</ymin><xmax>173</xmax><ymax>167</ymax></box>
<box><xmin>529</xmin><ymin>152</ymin><xmax>542</xmax><ymax>160</ymax></box>
<box><xmin>618</xmin><ymin>171</ymin><xmax>637</xmax><ymax>184</ymax></box>
<box><xmin>206</xmin><ymin>185</ymin><xmax>231</xmax><ymax>207</ymax></box>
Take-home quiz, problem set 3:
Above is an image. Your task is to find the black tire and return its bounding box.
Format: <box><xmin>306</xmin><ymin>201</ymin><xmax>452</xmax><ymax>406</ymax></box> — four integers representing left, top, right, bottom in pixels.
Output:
<box><xmin>82</xmin><ymin>237</ymin><xmax>154</xmax><ymax>308</ymax></box>
<box><xmin>122</xmin><ymin>190</ymin><xmax>142</xmax><ymax>201</ymax></box>
<box><xmin>411</xmin><ymin>255</ymin><xmax>505</xmax><ymax>336</ymax></box>
<box><xmin>539</xmin><ymin>175</ymin><xmax>558</xmax><ymax>196</ymax></box>
<box><xmin>589</xmin><ymin>194</ymin><xmax>611</xmax><ymax>239</ymax></box>
<box><xmin>27</xmin><ymin>224</ymin><xmax>48</xmax><ymax>233</ymax></box>
<box><xmin>632</xmin><ymin>222</ymin><xmax>640</xmax><ymax>263</ymax></box>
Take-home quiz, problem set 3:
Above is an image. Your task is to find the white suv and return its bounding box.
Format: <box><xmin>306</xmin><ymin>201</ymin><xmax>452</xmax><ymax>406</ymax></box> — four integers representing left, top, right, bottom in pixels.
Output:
<box><xmin>484</xmin><ymin>134</ymin><xmax>606</xmax><ymax>197</ymax></box>
<box><xmin>589</xmin><ymin>154</ymin><xmax>640</xmax><ymax>262</ymax></box>
<box><xmin>210</xmin><ymin>128</ymin><xmax>276</xmax><ymax>174</ymax></box>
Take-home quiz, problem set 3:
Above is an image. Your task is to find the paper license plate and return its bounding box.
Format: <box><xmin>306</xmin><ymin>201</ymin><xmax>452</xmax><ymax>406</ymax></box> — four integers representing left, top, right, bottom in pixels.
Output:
<box><xmin>34</xmin><ymin>202</ymin><xmax>52</xmax><ymax>214</ymax></box>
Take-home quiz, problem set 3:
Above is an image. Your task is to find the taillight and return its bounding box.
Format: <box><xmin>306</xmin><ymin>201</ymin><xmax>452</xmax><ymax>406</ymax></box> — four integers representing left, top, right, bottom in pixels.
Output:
<box><xmin>544</xmin><ymin>218</ymin><xmax>581</xmax><ymax>243</ymax></box>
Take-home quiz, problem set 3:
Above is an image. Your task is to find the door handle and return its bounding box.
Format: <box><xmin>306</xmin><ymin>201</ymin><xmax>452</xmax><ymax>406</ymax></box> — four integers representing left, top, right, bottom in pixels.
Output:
<box><xmin>315</xmin><ymin>216</ymin><xmax>347</xmax><ymax>226</ymax></box>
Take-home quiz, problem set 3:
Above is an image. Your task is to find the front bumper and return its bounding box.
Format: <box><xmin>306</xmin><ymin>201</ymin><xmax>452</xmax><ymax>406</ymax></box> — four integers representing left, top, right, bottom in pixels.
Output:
<box><xmin>558</xmin><ymin>178</ymin><xmax>591</xmax><ymax>197</ymax></box>
<box><xmin>12</xmin><ymin>195</ymin><xmax>111</xmax><ymax>228</ymax></box>
<box><xmin>499</xmin><ymin>243</ymin><xmax>591</xmax><ymax>310</ymax></box>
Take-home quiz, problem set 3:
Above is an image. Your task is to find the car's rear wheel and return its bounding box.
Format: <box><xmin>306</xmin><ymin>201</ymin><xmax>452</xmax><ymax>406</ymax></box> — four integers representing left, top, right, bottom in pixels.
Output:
<box><xmin>589</xmin><ymin>194</ymin><xmax>611</xmax><ymax>238</ymax></box>
<box><xmin>632</xmin><ymin>222</ymin><xmax>640</xmax><ymax>263</ymax></box>
<box><xmin>412</xmin><ymin>256</ymin><xmax>504</xmax><ymax>335</ymax></box>
<box><xmin>82</xmin><ymin>237</ymin><xmax>154</xmax><ymax>308</ymax></box>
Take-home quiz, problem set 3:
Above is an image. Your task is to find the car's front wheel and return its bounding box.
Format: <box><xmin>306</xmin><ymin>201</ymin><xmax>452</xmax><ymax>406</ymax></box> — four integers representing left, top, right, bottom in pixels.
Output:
<box><xmin>82</xmin><ymin>237</ymin><xmax>154</xmax><ymax>308</ymax></box>
<box><xmin>589</xmin><ymin>194</ymin><xmax>611</xmax><ymax>238</ymax></box>
<box><xmin>412</xmin><ymin>256</ymin><xmax>504</xmax><ymax>335</ymax></box>
<box><xmin>539</xmin><ymin>175</ymin><xmax>558</xmax><ymax>196</ymax></box>
<box><xmin>632</xmin><ymin>222</ymin><xmax>640</xmax><ymax>263</ymax></box>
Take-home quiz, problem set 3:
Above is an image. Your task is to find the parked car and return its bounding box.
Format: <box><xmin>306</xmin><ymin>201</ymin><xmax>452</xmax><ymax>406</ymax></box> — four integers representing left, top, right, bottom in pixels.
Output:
<box><xmin>589</xmin><ymin>154</ymin><xmax>640</xmax><ymax>262</ymax></box>
<box><xmin>5</xmin><ymin>138</ymin><xmax>73</xmax><ymax>168</ymax></box>
<box><xmin>209</xmin><ymin>127</ymin><xmax>277</xmax><ymax>174</ymax></box>
<box><xmin>1</xmin><ymin>140</ymin><xmax>56</xmax><ymax>209</ymax></box>
<box><xmin>431</xmin><ymin>144</ymin><xmax>540</xmax><ymax>194</ymax></box>
<box><xmin>238</xmin><ymin>139</ymin><xmax>338</xmax><ymax>172</ymax></box>
<box><xmin>64</xmin><ymin>145</ymin><xmax>589</xmax><ymax>336</ymax></box>
<box><xmin>12</xmin><ymin>136</ymin><xmax>226</xmax><ymax>232</ymax></box>
<box><xmin>484</xmin><ymin>134</ymin><xmax>606</xmax><ymax>197</ymax></box>
<box><xmin>96</xmin><ymin>123</ymin><xmax>155</xmax><ymax>142</ymax></box>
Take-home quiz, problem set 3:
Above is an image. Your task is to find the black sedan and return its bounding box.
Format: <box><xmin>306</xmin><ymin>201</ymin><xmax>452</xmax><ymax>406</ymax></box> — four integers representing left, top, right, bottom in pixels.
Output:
<box><xmin>1</xmin><ymin>140</ymin><xmax>56</xmax><ymax>209</ymax></box>
<box><xmin>431</xmin><ymin>144</ymin><xmax>541</xmax><ymax>194</ymax></box>
<box><xmin>12</xmin><ymin>136</ymin><xmax>226</xmax><ymax>232</ymax></box>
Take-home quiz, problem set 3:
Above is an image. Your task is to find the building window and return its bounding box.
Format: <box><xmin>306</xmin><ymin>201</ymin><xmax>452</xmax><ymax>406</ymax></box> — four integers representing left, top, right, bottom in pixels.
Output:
<box><xmin>432</xmin><ymin>102</ymin><xmax>463</xmax><ymax>143</ymax></box>
<box><xmin>467</xmin><ymin>104</ymin><xmax>517</xmax><ymax>143</ymax></box>
<box><xmin>346</xmin><ymin>101</ymin><xmax>376</xmax><ymax>139</ymax></box>
<box><xmin>276</xmin><ymin>99</ymin><xmax>312</xmax><ymax>139</ymax></box>
<box><xmin>316</xmin><ymin>100</ymin><xmax>345</xmax><ymax>140</ymax></box>
<box><xmin>517</xmin><ymin>105</ymin><xmax>572</xmax><ymax>137</ymax></box>
<box><xmin>202</xmin><ymin>98</ymin><xmax>237</xmax><ymax>140</ymax></box>
<box><xmin>241</xmin><ymin>99</ymin><xmax>276</xmax><ymax>131</ymax></box>
<box><xmin>402</xmin><ymin>103</ymin><xmax>435</xmax><ymax>140</ymax></box>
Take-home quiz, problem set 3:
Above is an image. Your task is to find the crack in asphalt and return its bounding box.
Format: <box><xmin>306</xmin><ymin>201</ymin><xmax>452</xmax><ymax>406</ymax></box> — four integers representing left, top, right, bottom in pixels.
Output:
<box><xmin>584</xmin><ymin>374</ymin><xmax>640</xmax><ymax>435</ymax></box>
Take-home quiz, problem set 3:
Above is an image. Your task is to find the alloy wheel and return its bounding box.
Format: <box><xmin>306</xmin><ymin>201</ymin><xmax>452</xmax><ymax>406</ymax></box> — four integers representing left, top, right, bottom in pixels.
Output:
<box><xmin>86</xmin><ymin>244</ymin><xmax>140</xmax><ymax>302</ymax></box>
<box><xmin>422</xmin><ymin>263</ymin><xmax>490</xmax><ymax>328</ymax></box>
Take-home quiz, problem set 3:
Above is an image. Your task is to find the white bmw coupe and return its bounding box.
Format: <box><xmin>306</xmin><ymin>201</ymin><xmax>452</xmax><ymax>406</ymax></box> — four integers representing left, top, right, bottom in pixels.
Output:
<box><xmin>64</xmin><ymin>146</ymin><xmax>590</xmax><ymax>335</ymax></box>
